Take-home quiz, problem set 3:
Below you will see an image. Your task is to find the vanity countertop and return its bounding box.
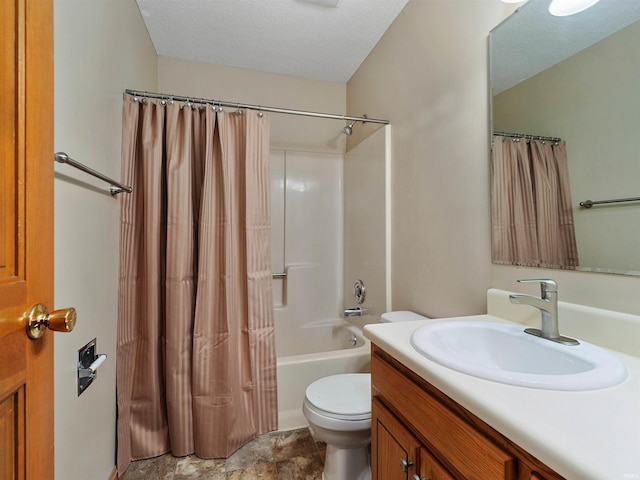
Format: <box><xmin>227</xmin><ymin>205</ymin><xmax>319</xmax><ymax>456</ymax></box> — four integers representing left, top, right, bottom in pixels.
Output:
<box><xmin>364</xmin><ymin>314</ymin><xmax>640</xmax><ymax>480</ymax></box>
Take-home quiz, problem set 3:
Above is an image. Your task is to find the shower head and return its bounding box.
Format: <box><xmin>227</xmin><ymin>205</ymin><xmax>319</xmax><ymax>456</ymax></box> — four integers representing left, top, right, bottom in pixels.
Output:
<box><xmin>342</xmin><ymin>120</ymin><xmax>357</xmax><ymax>136</ymax></box>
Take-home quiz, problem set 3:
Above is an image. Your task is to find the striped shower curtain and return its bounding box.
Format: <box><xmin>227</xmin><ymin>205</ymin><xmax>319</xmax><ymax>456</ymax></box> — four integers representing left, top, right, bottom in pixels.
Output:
<box><xmin>116</xmin><ymin>94</ymin><xmax>277</xmax><ymax>476</ymax></box>
<box><xmin>491</xmin><ymin>135</ymin><xmax>579</xmax><ymax>269</ymax></box>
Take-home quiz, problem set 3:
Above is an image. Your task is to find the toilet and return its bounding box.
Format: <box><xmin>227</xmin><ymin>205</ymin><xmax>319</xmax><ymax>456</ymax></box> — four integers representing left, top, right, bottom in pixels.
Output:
<box><xmin>303</xmin><ymin>311</ymin><xmax>429</xmax><ymax>480</ymax></box>
<box><xmin>303</xmin><ymin>373</ymin><xmax>372</xmax><ymax>480</ymax></box>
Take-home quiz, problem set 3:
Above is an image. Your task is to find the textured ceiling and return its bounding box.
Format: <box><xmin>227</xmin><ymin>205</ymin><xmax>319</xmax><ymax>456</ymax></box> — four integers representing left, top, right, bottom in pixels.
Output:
<box><xmin>136</xmin><ymin>0</ymin><xmax>409</xmax><ymax>83</ymax></box>
<box><xmin>491</xmin><ymin>0</ymin><xmax>640</xmax><ymax>94</ymax></box>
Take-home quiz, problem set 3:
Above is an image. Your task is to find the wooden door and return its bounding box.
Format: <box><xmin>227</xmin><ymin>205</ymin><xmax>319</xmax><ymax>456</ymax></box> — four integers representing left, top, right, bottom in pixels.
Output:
<box><xmin>1</xmin><ymin>0</ymin><xmax>56</xmax><ymax>479</ymax></box>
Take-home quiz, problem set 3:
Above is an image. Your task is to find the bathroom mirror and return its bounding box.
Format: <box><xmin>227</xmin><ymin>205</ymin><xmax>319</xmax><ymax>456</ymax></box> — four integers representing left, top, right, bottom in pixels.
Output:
<box><xmin>489</xmin><ymin>0</ymin><xmax>640</xmax><ymax>276</ymax></box>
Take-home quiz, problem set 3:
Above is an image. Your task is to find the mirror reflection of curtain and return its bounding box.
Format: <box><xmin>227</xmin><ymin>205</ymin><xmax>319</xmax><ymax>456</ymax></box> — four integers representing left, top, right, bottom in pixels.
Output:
<box><xmin>116</xmin><ymin>95</ymin><xmax>277</xmax><ymax>475</ymax></box>
<box><xmin>491</xmin><ymin>135</ymin><xmax>579</xmax><ymax>269</ymax></box>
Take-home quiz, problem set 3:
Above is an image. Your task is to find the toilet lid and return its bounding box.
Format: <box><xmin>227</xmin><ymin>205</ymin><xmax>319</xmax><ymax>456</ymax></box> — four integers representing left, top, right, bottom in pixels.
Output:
<box><xmin>305</xmin><ymin>374</ymin><xmax>371</xmax><ymax>419</ymax></box>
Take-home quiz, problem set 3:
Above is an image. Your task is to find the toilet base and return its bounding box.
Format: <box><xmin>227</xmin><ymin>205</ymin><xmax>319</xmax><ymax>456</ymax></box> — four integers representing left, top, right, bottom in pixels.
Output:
<box><xmin>322</xmin><ymin>444</ymin><xmax>371</xmax><ymax>480</ymax></box>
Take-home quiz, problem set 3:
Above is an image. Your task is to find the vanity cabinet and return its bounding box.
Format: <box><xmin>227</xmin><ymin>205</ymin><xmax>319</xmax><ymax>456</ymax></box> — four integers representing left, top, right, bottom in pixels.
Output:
<box><xmin>371</xmin><ymin>345</ymin><xmax>564</xmax><ymax>480</ymax></box>
<box><xmin>373</xmin><ymin>395</ymin><xmax>454</xmax><ymax>480</ymax></box>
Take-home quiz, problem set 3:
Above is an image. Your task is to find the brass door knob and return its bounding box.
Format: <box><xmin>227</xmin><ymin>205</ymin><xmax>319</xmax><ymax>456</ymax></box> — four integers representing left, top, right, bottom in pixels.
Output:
<box><xmin>25</xmin><ymin>303</ymin><xmax>77</xmax><ymax>339</ymax></box>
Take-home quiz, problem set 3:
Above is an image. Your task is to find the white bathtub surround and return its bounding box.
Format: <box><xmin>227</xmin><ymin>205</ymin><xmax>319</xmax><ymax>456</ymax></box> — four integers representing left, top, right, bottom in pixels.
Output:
<box><xmin>270</xmin><ymin>127</ymin><xmax>391</xmax><ymax>434</ymax></box>
<box><xmin>364</xmin><ymin>289</ymin><xmax>640</xmax><ymax>479</ymax></box>
<box><xmin>273</xmin><ymin>265</ymin><xmax>345</xmax><ymax>353</ymax></box>
<box><xmin>271</xmin><ymin>150</ymin><xmax>344</xmax><ymax>320</ymax></box>
<box><xmin>271</xmin><ymin>149</ymin><xmax>360</xmax><ymax>431</ymax></box>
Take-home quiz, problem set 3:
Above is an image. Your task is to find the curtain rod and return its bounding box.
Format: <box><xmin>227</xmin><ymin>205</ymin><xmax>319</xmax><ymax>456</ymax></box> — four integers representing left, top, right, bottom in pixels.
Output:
<box><xmin>125</xmin><ymin>89</ymin><xmax>389</xmax><ymax>125</ymax></box>
<box><xmin>493</xmin><ymin>131</ymin><xmax>561</xmax><ymax>143</ymax></box>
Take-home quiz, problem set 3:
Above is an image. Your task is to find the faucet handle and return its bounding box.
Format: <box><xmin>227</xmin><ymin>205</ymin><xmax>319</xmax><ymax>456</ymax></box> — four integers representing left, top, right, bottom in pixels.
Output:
<box><xmin>517</xmin><ymin>278</ymin><xmax>558</xmax><ymax>297</ymax></box>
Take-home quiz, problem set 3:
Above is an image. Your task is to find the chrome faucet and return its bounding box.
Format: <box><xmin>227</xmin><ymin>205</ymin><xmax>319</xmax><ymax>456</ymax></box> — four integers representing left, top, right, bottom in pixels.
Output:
<box><xmin>343</xmin><ymin>307</ymin><xmax>372</xmax><ymax>318</ymax></box>
<box><xmin>508</xmin><ymin>279</ymin><xmax>579</xmax><ymax>345</ymax></box>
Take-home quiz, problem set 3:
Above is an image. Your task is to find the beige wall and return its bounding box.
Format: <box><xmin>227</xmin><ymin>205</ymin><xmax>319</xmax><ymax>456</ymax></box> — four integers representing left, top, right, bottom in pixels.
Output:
<box><xmin>347</xmin><ymin>1</ymin><xmax>516</xmax><ymax>318</ymax></box>
<box><xmin>493</xmin><ymin>21</ymin><xmax>640</xmax><ymax>273</ymax></box>
<box><xmin>348</xmin><ymin>0</ymin><xmax>640</xmax><ymax>318</ymax></box>
<box><xmin>53</xmin><ymin>1</ymin><xmax>156</xmax><ymax>479</ymax></box>
<box><xmin>157</xmin><ymin>58</ymin><xmax>347</xmax><ymax>154</ymax></box>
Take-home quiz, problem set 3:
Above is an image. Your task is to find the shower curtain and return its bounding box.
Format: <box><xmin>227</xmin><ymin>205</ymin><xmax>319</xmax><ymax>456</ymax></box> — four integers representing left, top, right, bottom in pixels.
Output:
<box><xmin>491</xmin><ymin>135</ymin><xmax>578</xmax><ymax>269</ymax></box>
<box><xmin>116</xmin><ymin>94</ymin><xmax>277</xmax><ymax>475</ymax></box>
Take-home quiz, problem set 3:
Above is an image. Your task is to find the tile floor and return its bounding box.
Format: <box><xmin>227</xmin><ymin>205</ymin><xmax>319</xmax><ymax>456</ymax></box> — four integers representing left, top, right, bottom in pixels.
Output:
<box><xmin>124</xmin><ymin>427</ymin><xmax>325</xmax><ymax>479</ymax></box>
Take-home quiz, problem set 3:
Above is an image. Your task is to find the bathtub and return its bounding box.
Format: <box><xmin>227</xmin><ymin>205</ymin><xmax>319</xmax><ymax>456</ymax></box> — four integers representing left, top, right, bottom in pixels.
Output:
<box><xmin>276</xmin><ymin>320</ymin><xmax>372</xmax><ymax>431</ymax></box>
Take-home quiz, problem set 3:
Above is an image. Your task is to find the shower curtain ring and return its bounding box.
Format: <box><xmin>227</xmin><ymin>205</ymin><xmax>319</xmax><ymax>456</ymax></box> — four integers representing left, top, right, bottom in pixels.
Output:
<box><xmin>236</xmin><ymin>103</ymin><xmax>242</xmax><ymax>115</ymax></box>
<box><xmin>258</xmin><ymin>106</ymin><xmax>263</xmax><ymax>118</ymax></box>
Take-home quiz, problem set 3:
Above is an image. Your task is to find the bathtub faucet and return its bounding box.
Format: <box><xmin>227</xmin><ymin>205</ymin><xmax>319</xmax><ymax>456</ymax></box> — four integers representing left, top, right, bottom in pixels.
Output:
<box><xmin>343</xmin><ymin>307</ymin><xmax>373</xmax><ymax>317</ymax></box>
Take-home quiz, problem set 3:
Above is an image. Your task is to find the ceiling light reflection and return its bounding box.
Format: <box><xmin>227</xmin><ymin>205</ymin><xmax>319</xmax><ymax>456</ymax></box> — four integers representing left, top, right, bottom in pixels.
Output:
<box><xmin>548</xmin><ymin>0</ymin><xmax>601</xmax><ymax>16</ymax></box>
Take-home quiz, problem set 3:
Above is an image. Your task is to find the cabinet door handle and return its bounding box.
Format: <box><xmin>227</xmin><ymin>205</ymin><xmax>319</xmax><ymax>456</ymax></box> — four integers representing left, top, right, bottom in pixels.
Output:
<box><xmin>412</xmin><ymin>475</ymin><xmax>429</xmax><ymax>480</ymax></box>
<box><xmin>400</xmin><ymin>459</ymin><xmax>414</xmax><ymax>472</ymax></box>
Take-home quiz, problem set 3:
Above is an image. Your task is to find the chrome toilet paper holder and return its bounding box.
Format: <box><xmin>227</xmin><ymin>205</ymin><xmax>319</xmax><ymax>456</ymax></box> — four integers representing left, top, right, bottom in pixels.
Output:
<box><xmin>78</xmin><ymin>338</ymin><xmax>107</xmax><ymax>396</ymax></box>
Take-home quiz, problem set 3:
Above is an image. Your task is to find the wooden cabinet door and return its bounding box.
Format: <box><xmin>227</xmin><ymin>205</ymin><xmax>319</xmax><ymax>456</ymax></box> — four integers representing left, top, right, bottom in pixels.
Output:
<box><xmin>372</xmin><ymin>398</ymin><xmax>420</xmax><ymax>480</ymax></box>
<box><xmin>1</xmin><ymin>0</ymin><xmax>55</xmax><ymax>479</ymax></box>
<box><xmin>417</xmin><ymin>447</ymin><xmax>455</xmax><ymax>480</ymax></box>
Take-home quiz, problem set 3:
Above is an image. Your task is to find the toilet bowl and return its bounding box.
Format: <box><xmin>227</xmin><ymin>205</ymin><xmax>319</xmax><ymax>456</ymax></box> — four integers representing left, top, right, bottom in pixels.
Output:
<box><xmin>303</xmin><ymin>311</ymin><xmax>430</xmax><ymax>480</ymax></box>
<box><xmin>303</xmin><ymin>373</ymin><xmax>372</xmax><ymax>480</ymax></box>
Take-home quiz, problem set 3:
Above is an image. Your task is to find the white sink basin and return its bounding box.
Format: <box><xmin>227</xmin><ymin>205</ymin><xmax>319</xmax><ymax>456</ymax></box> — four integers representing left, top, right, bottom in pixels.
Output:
<box><xmin>410</xmin><ymin>320</ymin><xmax>628</xmax><ymax>391</ymax></box>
